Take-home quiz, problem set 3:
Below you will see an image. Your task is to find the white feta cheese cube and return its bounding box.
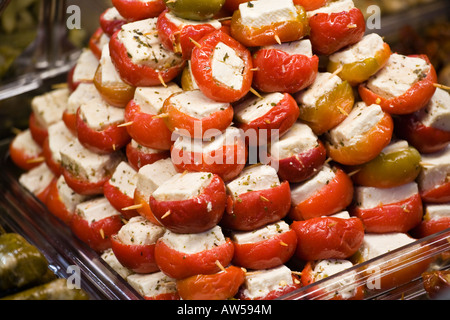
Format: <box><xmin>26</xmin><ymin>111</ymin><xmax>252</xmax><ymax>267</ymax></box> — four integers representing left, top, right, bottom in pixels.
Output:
<box><xmin>133</xmin><ymin>83</ymin><xmax>182</xmax><ymax>115</ymax></box>
<box><xmin>359</xmin><ymin>233</ymin><xmax>416</xmax><ymax>261</ymax></box>
<box><xmin>117</xmin><ymin>216</ymin><xmax>165</xmax><ymax>246</ymax></box>
<box><xmin>328</xmin><ymin>102</ymin><xmax>384</xmax><ymax>147</ymax></box>
<box><xmin>100</xmin><ymin>44</ymin><xmax>124</xmax><ymax>85</ymax></box>
<box><xmin>329</xmin><ymin>33</ymin><xmax>385</xmax><ymax>65</ymax></box>
<box><xmin>234</xmin><ymin>92</ymin><xmax>285</xmax><ymax>124</ymax></box>
<box><xmin>127</xmin><ymin>272</ymin><xmax>177</xmax><ymax>298</ymax></box>
<box><xmin>19</xmin><ymin>163</ymin><xmax>55</xmax><ymax>196</ymax></box>
<box><xmin>160</xmin><ymin>225</ymin><xmax>226</xmax><ymax>254</ymax></box>
<box><xmin>152</xmin><ymin>171</ymin><xmax>213</xmax><ymax>201</ymax></box>
<box><xmin>46</xmin><ymin>121</ymin><xmax>75</xmax><ymax>165</ymax></box>
<box><xmin>263</xmin><ymin>39</ymin><xmax>313</xmax><ymax>57</ymax></box>
<box><xmin>212</xmin><ymin>42</ymin><xmax>245</xmax><ymax>90</ymax></box>
<box><xmin>72</xmin><ymin>49</ymin><xmax>99</xmax><ymax>83</ymax></box>
<box><xmin>170</xmin><ymin>90</ymin><xmax>230</xmax><ymax>119</ymax></box>
<box><xmin>10</xmin><ymin>129</ymin><xmax>42</xmax><ymax>157</ymax></box>
<box><xmin>307</xmin><ymin>0</ymin><xmax>355</xmax><ymax>17</ymax></box>
<box><xmin>366</xmin><ymin>53</ymin><xmax>430</xmax><ymax>99</ymax></box>
<box><xmin>354</xmin><ymin>182</ymin><xmax>419</xmax><ymax>209</ymax></box>
<box><xmin>78</xmin><ymin>97</ymin><xmax>125</xmax><ymax>130</ymax></box>
<box><xmin>418</xmin><ymin>145</ymin><xmax>450</xmax><ymax>192</ymax></box>
<box><xmin>416</xmin><ymin>88</ymin><xmax>450</xmax><ymax>131</ymax></box>
<box><xmin>295</xmin><ymin>72</ymin><xmax>343</xmax><ymax>109</ymax></box>
<box><xmin>239</xmin><ymin>0</ymin><xmax>298</xmax><ymax>29</ymax></box>
<box><xmin>67</xmin><ymin>83</ymin><xmax>102</xmax><ymax>115</ymax></box>
<box><xmin>231</xmin><ymin>220</ymin><xmax>290</xmax><ymax>244</ymax></box>
<box><xmin>242</xmin><ymin>265</ymin><xmax>294</xmax><ymax>300</ymax></box>
<box><xmin>55</xmin><ymin>175</ymin><xmax>90</xmax><ymax>213</ymax></box>
<box><xmin>425</xmin><ymin>203</ymin><xmax>450</xmax><ymax>221</ymax></box>
<box><xmin>101</xmin><ymin>248</ymin><xmax>133</xmax><ymax>279</ymax></box>
<box><xmin>75</xmin><ymin>197</ymin><xmax>121</xmax><ymax>225</ymax></box>
<box><xmin>226</xmin><ymin>164</ymin><xmax>280</xmax><ymax>198</ymax></box>
<box><xmin>290</xmin><ymin>165</ymin><xmax>336</xmax><ymax>206</ymax></box>
<box><xmin>135</xmin><ymin>158</ymin><xmax>178</xmax><ymax>198</ymax></box>
<box><xmin>31</xmin><ymin>88</ymin><xmax>70</xmax><ymax>129</ymax></box>
<box><xmin>109</xmin><ymin>161</ymin><xmax>138</xmax><ymax>199</ymax></box>
<box><xmin>269</xmin><ymin>122</ymin><xmax>318</xmax><ymax>160</ymax></box>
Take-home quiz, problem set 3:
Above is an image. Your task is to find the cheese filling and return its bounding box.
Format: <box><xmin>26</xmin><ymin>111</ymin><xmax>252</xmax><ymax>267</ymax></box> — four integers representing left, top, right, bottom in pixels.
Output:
<box><xmin>67</xmin><ymin>83</ymin><xmax>102</xmax><ymax>115</ymax></box>
<box><xmin>19</xmin><ymin>163</ymin><xmax>55</xmax><ymax>196</ymax></box>
<box><xmin>101</xmin><ymin>249</ymin><xmax>133</xmax><ymax>279</ymax></box>
<box><xmin>127</xmin><ymin>272</ymin><xmax>177</xmax><ymax>298</ymax></box>
<box><xmin>242</xmin><ymin>265</ymin><xmax>294</xmax><ymax>300</ymax></box>
<box><xmin>359</xmin><ymin>233</ymin><xmax>415</xmax><ymax>261</ymax></box>
<box><xmin>263</xmin><ymin>39</ymin><xmax>313</xmax><ymax>57</ymax></box>
<box><xmin>329</xmin><ymin>33</ymin><xmax>385</xmax><ymax>65</ymax></box>
<box><xmin>416</xmin><ymin>88</ymin><xmax>450</xmax><ymax>131</ymax></box>
<box><xmin>234</xmin><ymin>92</ymin><xmax>285</xmax><ymax>124</ymax></box>
<box><xmin>160</xmin><ymin>225</ymin><xmax>226</xmax><ymax>254</ymax></box>
<box><xmin>307</xmin><ymin>0</ymin><xmax>355</xmax><ymax>17</ymax></box>
<box><xmin>327</xmin><ymin>102</ymin><xmax>384</xmax><ymax>147</ymax></box>
<box><xmin>118</xmin><ymin>18</ymin><xmax>183</xmax><ymax>70</ymax></box>
<box><xmin>31</xmin><ymin>88</ymin><xmax>69</xmax><ymax>129</ymax></box>
<box><xmin>55</xmin><ymin>175</ymin><xmax>90</xmax><ymax>213</ymax></box>
<box><xmin>354</xmin><ymin>182</ymin><xmax>419</xmax><ymax>210</ymax></box>
<box><xmin>78</xmin><ymin>97</ymin><xmax>125</xmax><ymax>131</ymax></box>
<box><xmin>226</xmin><ymin>165</ymin><xmax>280</xmax><ymax>198</ymax></box>
<box><xmin>47</xmin><ymin>121</ymin><xmax>75</xmax><ymax>164</ymax></box>
<box><xmin>117</xmin><ymin>216</ymin><xmax>165</xmax><ymax>246</ymax></box>
<box><xmin>425</xmin><ymin>203</ymin><xmax>450</xmax><ymax>221</ymax></box>
<box><xmin>135</xmin><ymin>158</ymin><xmax>178</xmax><ymax>198</ymax></box>
<box><xmin>133</xmin><ymin>83</ymin><xmax>182</xmax><ymax>115</ymax></box>
<box><xmin>170</xmin><ymin>90</ymin><xmax>229</xmax><ymax>119</ymax></box>
<box><xmin>100</xmin><ymin>44</ymin><xmax>124</xmax><ymax>85</ymax></box>
<box><xmin>11</xmin><ymin>129</ymin><xmax>42</xmax><ymax>157</ymax></box>
<box><xmin>108</xmin><ymin>161</ymin><xmax>138</xmax><ymax>198</ymax></box>
<box><xmin>211</xmin><ymin>42</ymin><xmax>245</xmax><ymax>90</ymax></box>
<box><xmin>75</xmin><ymin>197</ymin><xmax>120</xmax><ymax>225</ymax></box>
<box><xmin>152</xmin><ymin>171</ymin><xmax>213</xmax><ymax>201</ymax></box>
<box><xmin>72</xmin><ymin>49</ymin><xmax>99</xmax><ymax>83</ymax></box>
<box><xmin>269</xmin><ymin>122</ymin><xmax>319</xmax><ymax>160</ymax></box>
<box><xmin>239</xmin><ymin>0</ymin><xmax>298</xmax><ymax>29</ymax></box>
<box><xmin>231</xmin><ymin>220</ymin><xmax>290</xmax><ymax>244</ymax></box>
<box><xmin>366</xmin><ymin>53</ymin><xmax>430</xmax><ymax>99</ymax></box>
<box><xmin>417</xmin><ymin>145</ymin><xmax>450</xmax><ymax>192</ymax></box>
<box><xmin>295</xmin><ymin>72</ymin><xmax>342</xmax><ymax>108</ymax></box>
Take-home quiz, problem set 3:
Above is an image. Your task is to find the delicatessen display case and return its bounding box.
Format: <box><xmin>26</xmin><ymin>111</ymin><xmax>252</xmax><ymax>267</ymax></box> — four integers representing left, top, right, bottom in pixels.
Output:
<box><xmin>0</xmin><ymin>0</ymin><xmax>450</xmax><ymax>301</ymax></box>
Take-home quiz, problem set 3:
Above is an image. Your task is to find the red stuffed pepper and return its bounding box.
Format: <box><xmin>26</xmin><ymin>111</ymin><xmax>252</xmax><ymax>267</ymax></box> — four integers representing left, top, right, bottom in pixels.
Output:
<box><xmin>150</xmin><ymin>172</ymin><xmax>227</xmax><ymax>234</ymax></box>
<box><xmin>233</xmin><ymin>92</ymin><xmax>300</xmax><ymax>146</ymax></box>
<box><xmin>411</xmin><ymin>203</ymin><xmax>450</xmax><ymax>238</ymax></box>
<box><xmin>124</xmin><ymin>84</ymin><xmax>182</xmax><ymax>151</ymax></box>
<box><xmin>171</xmin><ymin>126</ymin><xmax>247</xmax><ymax>182</ymax></box>
<box><xmin>230</xmin><ymin>220</ymin><xmax>297</xmax><ymax>270</ymax></box>
<box><xmin>221</xmin><ymin>165</ymin><xmax>291</xmax><ymax>231</ymax></box>
<box><xmin>162</xmin><ymin>89</ymin><xmax>234</xmax><ymax>139</ymax></box>
<box><xmin>60</xmin><ymin>139</ymin><xmax>124</xmax><ymax>196</ymax></box>
<box><xmin>99</xmin><ymin>7</ymin><xmax>128</xmax><ymax>36</ymax></box>
<box><xmin>76</xmin><ymin>98</ymin><xmax>131</xmax><ymax>155</ymax></box>
<box><xmin>190</xmin><ymin>30</ymin><xmax>253</xmax><ymax>103</ymax></box>
<box><xmin>176</xmin><ymin>266</ymin><xmax>245</xmax><ymax>300</ymax></box>
<box><xmin>325</xmin><ymin>102</ymin><xmax>393</xmax><ymax>166</ymax></box>
<box><xmin>103</xmin><ymin>161</ymin><xmax>139</xmax><ymax>220</ymax></box>
<box><xmin>327</xmin><ymin>33</ymin><xmax>391</xmax><ymax>86</ymax></box>
<box><xmin>111</xmin><ymin>0</ymin><xmax>166</xmax><ymax>21</ymax></box>
<box><xmin>295</xmin><ymin>72</ymin><xmax>354</xmax><ymax>136</ymax></box>
<box><xmin>394</xmin><ymin>87</ymin><xmax>450</xmax><ymax>154</ymax></box>
<box><xmin>300</xmin><ymin>259</ymin><xmax>364</xmax><ymax>300</ymax></box>
<box><xmin>307</xmin><ymin>0</ymin><xmax>365</xmax><ymax>56</ymax></box>
<box><xmin>359</xmin><ymin>54</ymin><xmax>437</xmax><ymax>115</ymax></box>
<box><xmin>109</xmin><ymin>18</ymin><xmax>185</xmax><ymax>87</ymax></box>
<box><xmin>291</xmin><ymin>213</ymin><xmax>365</xmax><ymax>261</ymax></box>
<box><xmin>71</xmin><ymin>197</ymin><xmax>124</xmax><ymax>253</ymax></box>
<box><xmin>154</xmin><ymin>226</ymin><xmax>234</xmax><ymax>279</ymax></box>
<box><xmin>268</xmin><ymin>122</ymin><xmax>327</xmax><ymax>183</ymax></box>
<box><xmin>350</xmin><ymin>183</ymin><xmax>423</xmax><ymax>234</ymax></box>
<box><xmin>157</xmin><ymin>9</ymin><xmax>223</xmax><ymax>60</ymax></box>
<box><xmin>251</xmin><ymin>39</ymin><xmax>319</xmax><ymax>93</ymax></box>
<box><xmin>9</xmin><ymin>129</ymin><xmax>44</xmax><ymax>171</ymax></box>
<box><xmin>417</xmin><ymin>146</ymin><xmax>450</xmax><ymax>203</ymax></box>
<box><xmin>289</xmin><ymin>165</ymin><xmax>353</xmax><ymax>221</ymax></box>
<box><xmin>126</xmin><ymin>139</ymin><xmax>170</xmax><ymax>171</ymax></box>
<box><xmin>110</xmin><ymin>216</ymin><xmax>165</xmax><ymax>273</ymax></box>
<box><xmin>237</xmin><ymin>265</ymin><xmax>301</xmax><ymax>300</ymax></box>
<box><xmin>230</xmin><ymin>0</ymin><xmax>309</xmax><ymax>47</ymax></box>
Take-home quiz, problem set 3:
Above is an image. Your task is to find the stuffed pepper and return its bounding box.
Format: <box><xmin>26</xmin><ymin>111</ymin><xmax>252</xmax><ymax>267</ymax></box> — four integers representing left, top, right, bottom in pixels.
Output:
<box><xmin>29</xmin><ymin>88</ymin><xmax>70</xmax><ymax>146</ymax></box>
<box><xmin>64</xmin><ymin>83</ymin><xmax>102</xmax><ymax>135</ymax></box>
<box><xmin>60</xmin><ymin>139</ymin><xmax>124</xmax><ymax>196</ymax></box>
<box><xmin>268</xmin><ymin>122</ymin><xmax>327</xmax><ymax>183</ymax></box>
<box><xmin>124</xmin><ymin>84</ymin><xmax>182</xmax><ymax>151</ymax></box>
<box><xmin>127</xmin><ymin>272</ymin><xmax>179</xmax><ymax>300</ymax></box>
<box><xmin>325</xmin><ymin>101</ymin><xmax>393</xmax><ymax>166</ymax></box>
<box><xmin>103</xmin><ymin>161</ymin><xmax>139</xmax><ymax>220</ymax></box>
<box><xmin>230</xmin><ymin>0</ymin><xmax>309</xmax><ymax>47</ymax></box>
<box><xmin>76</xmin><ymin>97</ymin><xmax>131</xmax><ymax>154</ymax></box>
<box><xmin>394</xmin><ymin>87</ymin><xmax>450</xmax><ymax>154</ymax></box>
<box><xmin>99</xmin><ymin>7</ymin><xmax>128</xmax><ymax>36</ymax></box>
<box><xmin>350</xmin><ymin>182</ymin><xmax>423</xmax><ymax>234</ymax></box>
<box><xmin>93</xmin><ymin>44</ymin><xmax>136</xmax><ymax>108</ymax></box>
<box><xmin>42</xmin><ymin>121</ymin><xmax>75</xmax><ymax>176</ymax></box>
<box><xmin>126</xmin><ymin>139</ymin><xmax>170</xmax><ymax>171</ymax></box>
<box><xmin>46</xmin><ymin>175</ymin><xmax>91</xmax><ymax>226</ymax></box>
<box><xmin>230</xmin><ymin>220</ymin><xmax>297</xmax><ymax>270</ymax></box>
<box><xmin>18</xmin><ymin>163</ymin><xmax>55</xmax><ymax>203</ymax></box>
<box><xmin>291</xmin><ymin>211</ymin><xmax>365</xmax><ymax>261</ymax></box>
<box><xmin>327</xmin><ymin>33</ymin><xmax>391</xmax><ymax>86</ymax></box>
<box><xmin>233</xmin><ymin>92</ymin><xmax>300</xmax><ymax>146</ymax></box>
<box><xmin>307</xmin><ymin>0</ymin><xmax>365</xmax><ymax>56</ymax></box>
<box><xmin>150</xmin><ymin>172</ymin><xmax>227</xmax><ymax>234</ymax></box>
<box><xmin>411</xmin><ymin>203</ymin><xmax>450</xmax><ymax>239</ymax></box>
<box><xmin>111</xmin><ymin>216</ymin><xmax>165</xmax><ymax>273</ymax></box>
<box><xmin>251</xmin><ymin>39</ymin><xmax>319</xmax><ymax>93</ymax></box>
<box><xmin>237</xmin><ymin>265</ymin><xmax>301</xmax><ymax>300</ymax></box>
<box><xmin>417</xmin><ymin>145</ymin><xmax>450</xmax><ymax>203</ymax></box>
<box><xmin>171</xmin><ymin>126</ymin><xmax>247</xmax><ymax>182</ymax></box>
<box><xmin>348</xmin><ymin>139</ymin><xmax>421</xmax><ymax>189</ymax></box>
<box><xmin>190</xmin><ymin>30</ymin><xmax>253</xmax><ymax>103</ymax></box>
<box><xmin>9</xmin><ymin>129</ymin><xmax>44</xmax><ymax>172</ymax></box>
<box><xmin>154</xmin><ymin>226</ymin><xmax>234</xmax><ymax>279</ymax></box>
<box><xmin>289</xmin><ymin>165</ymin><xmax>354</xmax><ymax>220</ymax></box>
<box><xmin>71</xmin><ymin>197</ymin><xmax>124</xmax><ymax>253</ymax></box>
<box><xmin>162</xmin><ymin>89</ymin><xmax>234</xmax><ymax>139</ymax></box>
<box><xmin>157</xmin><ymin>9</ymin><xmax>223</xmax><ymax>60</ymax></box>
<box><xmin>359</xmin><ymin>53</ymin><xmax>437</xmax><ymax>115</ymax></box>
<box><xmin>111</xmin><ymin>0</ymin><xmax>166</xmax><ymax>21</ymax></box>
<box><xmin>221</xmin><ymin>164</ymin><xmax>291</xmax><ymax>231</ymax></box>
<box><xmin>133</xmin><ymin>158</ymin><xmax>178</xmax><ymax>226</ymax></box>
<box><xmin>109</xmin><ymin>18</ymin><xmax>185</xmax><ymax>87</ymax></box>
<box><xmin>300</xmin><ymin>259</ymin><xmax>364</xmax><ymax>300</ymax></box>
<box><xmin>176</xmin><ymin>266</ymin><xmax>245</xmax><ymax>300</ymax></box>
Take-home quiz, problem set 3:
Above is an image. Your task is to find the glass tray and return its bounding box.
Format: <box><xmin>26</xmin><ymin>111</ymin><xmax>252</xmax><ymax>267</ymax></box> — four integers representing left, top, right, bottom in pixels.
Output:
<box><xmin>0</xmin><ymin>138</ymin><xmax>449</xmax><ymax>301</ymax></box>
